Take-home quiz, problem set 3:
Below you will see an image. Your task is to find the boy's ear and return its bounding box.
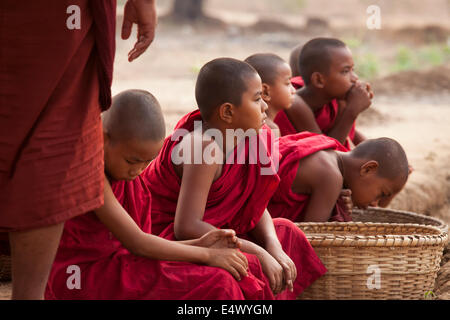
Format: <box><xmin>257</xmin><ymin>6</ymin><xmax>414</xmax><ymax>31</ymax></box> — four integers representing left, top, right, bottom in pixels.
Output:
<box><xmin>262</xmin><ymin>83</ymin><xmax>271</xmax><ymax>102</ymax></box>
<box><xmin>311</xmin><ymin>72</ymin><xmax>325</xmax><ymax>89</ymax></box>
<box><xmin>218</xmin><ymin>102</ymin><xmax>234</xmax><ymax>124</ymax></box>
<box><xmin>360</xmin><ymin>160</ymin><xmax>379</xmax><ymax>176</ymax></box>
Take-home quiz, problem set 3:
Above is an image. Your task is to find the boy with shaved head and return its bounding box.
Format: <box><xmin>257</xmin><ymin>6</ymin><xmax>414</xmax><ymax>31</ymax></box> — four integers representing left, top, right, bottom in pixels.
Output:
<box><xmin>268</xmin><ymin>133</ymin><xmax>409</xmax><ymax>222</ymax></box>
<box><xmin>275</xmin><ymin>38</ymin><xmax>373</xmax><ymax>150</ymax></box>
<box><xmin>45</xmin><ymin>89</ymin><xmax>265</xmax><ymax>300</ymax></box>
<box><xmin>145</xmin><ymin>58</ymin><xmax>327</xmax><ymax>299</ymax></box>
<box><xmin>245</xmin><ymin>53</ymin><xmax>296</xmax><ymax>138</ymax></box>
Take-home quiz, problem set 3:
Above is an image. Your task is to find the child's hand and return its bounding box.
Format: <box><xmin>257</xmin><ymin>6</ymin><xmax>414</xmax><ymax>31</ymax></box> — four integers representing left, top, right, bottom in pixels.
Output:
<box><xmin>206</xmin><ymin>248</ymin><xmax>248</xmax><ymax>281</ymax></box>
<box><xmin>196</xmin><ymin>229</ymin><xmax>241</xmax><ymax>249</ymax></box>
<box><xmin>339</xmin><ymin>189</ymin><xmax>353</xmax><ymax>215</ymax></box>
<box><xmin>365</xmin><ymin>82</ymin><xmax>374</xmax><ymax>100</ymax></box>
<box><xmin>346</xmin><ymin>81</ymin><xmax>372</xmax><ymax>117</ymax></box>
<box><xmin>266</xmin><ymin>247</ymin><xmax>297</xmax><ymax>294</ymax></box>
<box><xmin>258</xmin><ymin>250</ymin><xmax>285</xmax><ymax>295</ymax></box>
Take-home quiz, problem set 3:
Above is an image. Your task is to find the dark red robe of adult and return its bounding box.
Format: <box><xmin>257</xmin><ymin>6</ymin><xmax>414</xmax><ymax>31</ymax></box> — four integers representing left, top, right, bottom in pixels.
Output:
<box><xmin>267</xmin><ymin>132</ymin><xmax>352</xmax><ymax>222</ymax></box>
<box><xmin>0</xmin><ymin>0</ymin><xmax>115</xmax><ymax>232</ymax></box>
<box><xmin>274</xmin><ymin>76</ymin><xmax>356</xmax><ymax>150</ymax></box>
<box><xmin>144</xmin><ymin>110</ymin><xmax>327</xmax><ymax>299</ymax></box>
<box><xmin>45</xmin><ymin>173</ymin><xmax>270</xmax><ymax>300</ymax></box>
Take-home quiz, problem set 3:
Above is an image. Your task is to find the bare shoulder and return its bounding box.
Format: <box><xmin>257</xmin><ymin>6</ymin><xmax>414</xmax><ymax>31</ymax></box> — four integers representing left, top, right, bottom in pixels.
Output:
<box><xmin>172</xmin><ymin>131</ymin><xmax>223</xmax><ymax>181</ymax></box>
<box><xmin>291</xmin><ymin>149</ymin><xmax>343</xmax><ymax>194</ymax></box>
<box><xmin>286</xmin><ymin>94</ymin><xmax>310</xmax><ymax>116</ymax></box>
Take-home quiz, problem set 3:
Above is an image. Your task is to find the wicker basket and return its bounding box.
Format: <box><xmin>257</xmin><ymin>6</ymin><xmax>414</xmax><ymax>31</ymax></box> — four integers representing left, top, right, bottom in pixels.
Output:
<box><xmin>297</xmin><ymin>221</ymin><xmax>448</xmax><ymax>300</ymax></box>
<box><xmin>352</xmin><ymin>207</ymin><xmax>448</xmax><ymax>234</ymax></box>
<box><xmin>0</xmin><ymin>255</ymin><xmax>11</xmax><ymax>282</ymax></box>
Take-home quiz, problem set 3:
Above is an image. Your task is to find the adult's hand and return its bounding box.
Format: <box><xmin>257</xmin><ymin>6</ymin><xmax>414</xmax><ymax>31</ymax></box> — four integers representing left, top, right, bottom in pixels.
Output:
<box><xmin>121</xmin><ymin>0</ymin><xmax>157</xmax><ymax>62</ymax></box>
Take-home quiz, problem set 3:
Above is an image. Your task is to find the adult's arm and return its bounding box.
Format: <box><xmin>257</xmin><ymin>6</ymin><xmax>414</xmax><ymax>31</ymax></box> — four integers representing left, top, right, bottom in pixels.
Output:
<box><xmin>121</xmin><ymin>0</ymin><xmax>158</xmax><ymax>62</ymax></box>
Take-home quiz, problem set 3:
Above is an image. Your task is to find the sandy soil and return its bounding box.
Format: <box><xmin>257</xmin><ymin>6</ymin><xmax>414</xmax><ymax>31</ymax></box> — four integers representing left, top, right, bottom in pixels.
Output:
<box><xmin>1</xmin><ymin>0</ymin><xmax>449</xmax><ymax>300</ymax></box>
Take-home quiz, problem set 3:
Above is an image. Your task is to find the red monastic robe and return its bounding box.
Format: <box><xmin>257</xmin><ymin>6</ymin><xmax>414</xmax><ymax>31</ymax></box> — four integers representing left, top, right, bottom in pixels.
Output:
<box><xmin>267</xmin><ymin>132</ymin><xmax>352</xmax><ymax>222</ymax></box>
<box><xmin>45</xmin><ymin>173</ymin><xmax>270</xmax><ymax>300</ymax></box>
<box><xmin>145</xmin><ymin>110</ymin><xmax>327</xmax><ymax>299</ymax></box>
<box><xmin>275</xmin><ymin>76</ymin><xmax>356</xmax><ymax>150</ymax></box>
<box><xmin>0</xmin><ymin>0</ymin><xmax>116</xmax><ymax>232</ymax></box>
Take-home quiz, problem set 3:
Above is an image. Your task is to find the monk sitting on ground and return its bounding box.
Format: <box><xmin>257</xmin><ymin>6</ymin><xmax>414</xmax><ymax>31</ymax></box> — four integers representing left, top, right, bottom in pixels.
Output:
<box><xmin>145</xmin><ymin>58</ymin><xmax>327</xmax><ymax>299</ymax></box>
<box><xmin>275</xmin><ymin>38</ymin><xmax>374</xmax><ymax>150</ymax></box>
<box><xmin>245</xmin><ymin>53</ymin><xmax>296</xmax><ymax>138</ymax></box>
<box><xmin>268</xmin><ymin>132</ymin><xmax>409</xmax><ymax>222</ymax></box>
<box><xmin>45</xmin><ymin>89</ymin><xmax>264</xmax><ymax>300</ymax></box>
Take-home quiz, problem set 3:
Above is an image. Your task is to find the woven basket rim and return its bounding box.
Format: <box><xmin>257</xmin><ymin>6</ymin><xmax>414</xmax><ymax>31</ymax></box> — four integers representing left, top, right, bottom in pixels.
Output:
<box><xmin>296</xmin><ymin>221</ymin><xmax>448</xmax><ymax>247</ymax></box>
<box><xmin>352</xmin><ymin>207</ymin><xmax>449</xmax><ymax>234</ymax></box>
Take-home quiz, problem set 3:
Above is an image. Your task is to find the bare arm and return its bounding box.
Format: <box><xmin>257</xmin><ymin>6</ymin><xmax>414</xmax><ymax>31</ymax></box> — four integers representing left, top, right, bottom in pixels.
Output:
<box><xmin>327</xmin><ymin>82</ymin><xmax>372</xmax><ymax>144</ymax></box>
<box><xmin>351</xmin><ymin>128</ymin><xmax>366</xmax><ymax>146</ymax></box>
<box><xmin>122</xmin><ymin>0</ymin><xmax>157</xmax><ymax>62</ymax></box>
<box><xmin>174</xmin><ymin>158</ymin><xmax>268</xmax><ymax>257</ymax></box>
<box><xmin>95</xmin><ymin>177</ymin><xmax>249</xmax><ymax>279</ymax></box>
<box><xmin>248</xmin><ymin>210</ymin><xmax>297</xmax><ymax>294</ymax></box>
<box><xmin>326</xmin><ymin>100</ymin><xmax>359</xmax><ymax>145</ymax></box>
<box><xmin>96</xmin><ymin>177</ymin><xmax>209</xmax><ymax>262</ymax></box>
<box><xmin>295</xmin><ymin>154</ymin><xmax>343</xmax><ymax>222</ymax></box>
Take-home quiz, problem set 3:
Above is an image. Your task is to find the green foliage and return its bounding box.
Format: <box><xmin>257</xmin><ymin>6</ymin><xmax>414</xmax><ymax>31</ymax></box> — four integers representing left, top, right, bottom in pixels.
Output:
<box><xmin>390</xmin><ymin>44</ymin><xmax>450</xmax><ymax>73</ymax></box>
<box><xmin>354</xmin><ymin>53</ymin><xmax>380</xmax><ymax>80</ymax></box>
<box><xmin>418</xmin><ymin>45</ymin><xmax>445</xmax><ymax>66</ymax></box>
<box><xmin>342</xmin><ymin>37</ymin><xmax>362</xmax><ymax>50</ymax></box>
<box><xmin>190</xmin><ymin>63</ymin><xmax>202</xmax><ymax>75</ymax></box>
<box><xmin>391</xmin><ymin>46</ymin><xmax>418</xmax><ymax>73</ymax></box>
<box><xmin>284</xmin><ymin>0</ymin><xmax>307</xmax><ymax>10</ymax></box>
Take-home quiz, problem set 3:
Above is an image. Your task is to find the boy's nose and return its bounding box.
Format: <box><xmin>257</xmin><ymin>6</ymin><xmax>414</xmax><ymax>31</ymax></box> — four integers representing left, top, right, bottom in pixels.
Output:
<box><xmin>351</xmin><ymin>72</ymin><xmax>359</xmax><ymax>83</ymax></box>
<box><xmin>130</xmin><ymin>166</ymin><xmax>145</xmax><ymax>178</ymax></box>
<box><xmin>261</xmin><ymin>99</ymin><xmax>268</xmax><ymax>113</ymax></box>
<box><xmin>290</xmin><ymin>83</ymin><xmax>296</xmax><ymax>95</ymax></box>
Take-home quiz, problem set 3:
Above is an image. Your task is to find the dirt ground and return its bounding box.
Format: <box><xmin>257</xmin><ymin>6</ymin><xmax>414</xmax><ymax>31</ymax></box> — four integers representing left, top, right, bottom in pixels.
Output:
<box><xmin>1</xmin><ymin>0</ymin><xmax>449</xmax><ymax>300</ymax></box>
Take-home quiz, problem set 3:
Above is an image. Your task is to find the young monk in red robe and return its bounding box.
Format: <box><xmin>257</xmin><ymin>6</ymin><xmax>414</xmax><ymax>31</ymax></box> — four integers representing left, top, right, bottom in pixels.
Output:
<box><xmin>145</xmin><ymin>58</ymin><xmax>327</xmax><ymax>299</ymax></box>
<box><xmin>274</xmin><ymin>38</ymin><xmax>374</xmax><ymax>150</ymax></box>
<box><xmin>245</xmin><ymin>53</ymin><xmax>296</xmax><ymax>138</ymax></box>
<box><xmin>268</xmin><ymin>132</ymin><xmax>409</xmax><ymax>222</ymax></box>
<box><xmin>45</xmin><ymin>89</ymin><xmax>268</xmax><ymax>300</ymax></box>
<box><xmin>0</xmin><ymin>0</ymin><xmax>156</xmax><ymax>299</ymax></box>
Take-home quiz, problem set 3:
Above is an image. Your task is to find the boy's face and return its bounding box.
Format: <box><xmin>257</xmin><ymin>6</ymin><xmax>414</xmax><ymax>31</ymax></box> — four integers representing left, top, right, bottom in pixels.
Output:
<box><xmin>266</xmin><ymin>63</ymin><xmax>296</xmax><ymax>111</ymax></box>
<box><xmin>350</xmin><ymin>171</ymin><xmax>405</xmax><ymax>209</ymax></box>
<box><xmin>233</xmin><ymin>73</ymin><xmax>268</xmax><ymax>131</ymax></box>
<box><xmin>104</xmin><ymin>137</ymin><xmax>163</xmax><ymax>181</ymax></box>
<box><xmin>323</xmin><ymin>46</ymin><xmax>358</xmax><ymax>99</ymax></box>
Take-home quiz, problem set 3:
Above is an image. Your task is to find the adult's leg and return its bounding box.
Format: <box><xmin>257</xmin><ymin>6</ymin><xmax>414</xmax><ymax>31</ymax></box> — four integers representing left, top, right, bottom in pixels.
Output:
<box><xmin>9</xmin><ymin>222</ymin><xmax>64</xmax><ymax>300</ymax></box>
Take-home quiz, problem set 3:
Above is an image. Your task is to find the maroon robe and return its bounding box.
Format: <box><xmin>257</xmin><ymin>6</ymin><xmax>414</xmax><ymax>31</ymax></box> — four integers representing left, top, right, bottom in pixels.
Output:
<box><xmin>45</xmin><ymin>172</ymin><xmax>269</xmax><ymax>300</ymax></box>
<box><xmin>0</xmin><ymin>0</ymin><xmax>116</xmax><ymax>231</ymax></box>
<box><xmin>268</xmin><ymin>132</ymin><xmax>352</xmax><ymax>222</ymax></box>
<box><xmin>144</xmin><ymin>110</ymin><xmax>327</xmax><ymax>299</ymax></box>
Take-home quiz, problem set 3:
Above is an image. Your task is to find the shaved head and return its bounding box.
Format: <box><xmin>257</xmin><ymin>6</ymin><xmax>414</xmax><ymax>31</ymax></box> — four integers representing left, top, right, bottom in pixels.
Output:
<box><xmin>195</xmin><ymin>57</ymin><xmax>258</xmax><ymax>121</ymax></box>
<box><xmin>102</xmin><ymin>89</ymin><xmax>166</xmax><ymax>143</ymax></box>
<box><xmin>299</xmin><ymin>37</ymin><xmax>347</xmax><ymax>85</ymax></box>
<box><xmin>244</xmin><ymin>53</ymin><xmax>287</xmax><ymax>85</ymax></box>
<box><xmin>351</xmin><ymin>137</ymin><xmax>409</xmax><ymax>182</ymax></box>
<box><xmin>289</xmin><ymin>44</ymin><xmax>303</xmax><ymax>77</ymax></box>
